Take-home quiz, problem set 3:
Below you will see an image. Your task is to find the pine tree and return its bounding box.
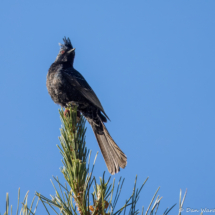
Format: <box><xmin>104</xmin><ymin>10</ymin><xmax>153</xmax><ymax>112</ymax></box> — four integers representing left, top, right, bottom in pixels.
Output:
<box><xmin>35</xmin><ymin>106</ymin><xmax>176</xmax><ymax>215</ymax></box>
<box><xmin>2</xmin><ymin>106</ymin><xmax>193</xmax><ymax>215</ymax></box>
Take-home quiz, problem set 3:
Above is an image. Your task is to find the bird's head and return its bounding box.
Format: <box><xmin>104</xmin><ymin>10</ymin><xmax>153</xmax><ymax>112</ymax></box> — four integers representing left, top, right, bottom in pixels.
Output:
<box><xmin>55</xmin><ymin>37</ymin><xmax>75</xmax><ymax>65</ymax></box>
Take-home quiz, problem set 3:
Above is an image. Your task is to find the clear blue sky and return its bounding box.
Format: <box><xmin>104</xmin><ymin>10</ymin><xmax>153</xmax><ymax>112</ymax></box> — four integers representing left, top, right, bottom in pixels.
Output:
<box><xmin>0</xmin><ymin>1</ymin><xmax>215</xmax><ymax>214</ymax></box>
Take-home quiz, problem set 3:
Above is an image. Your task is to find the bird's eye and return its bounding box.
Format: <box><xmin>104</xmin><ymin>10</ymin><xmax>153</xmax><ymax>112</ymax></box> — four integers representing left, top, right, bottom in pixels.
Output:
<box><xmin>61</xmin><ymin>50</ymin><xmax>65</xmax><ymax>54</ymax></box>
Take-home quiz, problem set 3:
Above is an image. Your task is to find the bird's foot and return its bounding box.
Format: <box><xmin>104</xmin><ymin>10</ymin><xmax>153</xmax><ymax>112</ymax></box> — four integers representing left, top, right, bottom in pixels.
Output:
<box><xmin>64</xmin><ymin>108</ymin><xmax>70</xmax><ymax>117</ymax></box>
<box><xmin>64</xmin><ymin>109</ymin><xmax>81</xmax><ymax>122</ymax></box>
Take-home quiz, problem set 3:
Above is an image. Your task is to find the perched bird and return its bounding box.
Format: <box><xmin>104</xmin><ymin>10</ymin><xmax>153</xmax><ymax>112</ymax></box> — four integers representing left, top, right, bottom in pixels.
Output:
<box><xmin>46</xmin><ymin>37</ymin><xmax>127</xmax><ymax>174</ymax></box>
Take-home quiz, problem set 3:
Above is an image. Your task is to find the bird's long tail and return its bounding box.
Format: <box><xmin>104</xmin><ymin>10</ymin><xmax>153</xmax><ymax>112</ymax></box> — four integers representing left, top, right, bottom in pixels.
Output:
<box><xmin>91</xmin><ymin>120</ymin><xmax>127</xmax><ymax>175</ymax></box>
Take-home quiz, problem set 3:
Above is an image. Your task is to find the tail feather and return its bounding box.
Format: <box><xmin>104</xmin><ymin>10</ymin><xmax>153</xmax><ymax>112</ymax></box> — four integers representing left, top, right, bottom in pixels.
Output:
<box><xmin>92</xmin><ymin>122</ymin><xmax>127</xmax><ymax>175</ymax></box>
<box><xmin>102</xmin><ymin>123</ymin><xmax>127</xmax><ymax>168</ymax></box>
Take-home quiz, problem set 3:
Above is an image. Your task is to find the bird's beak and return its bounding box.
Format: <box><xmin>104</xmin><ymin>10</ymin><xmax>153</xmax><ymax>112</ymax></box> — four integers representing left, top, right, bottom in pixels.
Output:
<box><xmin>67</xmin><ymin>48</ymin><xmax>76</xmax><ymax>53</ymax></box>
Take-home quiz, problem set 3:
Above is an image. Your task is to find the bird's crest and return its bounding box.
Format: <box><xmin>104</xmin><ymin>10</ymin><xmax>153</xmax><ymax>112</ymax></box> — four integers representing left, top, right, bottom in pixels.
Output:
<box><xmin>59</xmin><ymin>37</ymin><xmax>73</xmax><ymax>51</ymax></box>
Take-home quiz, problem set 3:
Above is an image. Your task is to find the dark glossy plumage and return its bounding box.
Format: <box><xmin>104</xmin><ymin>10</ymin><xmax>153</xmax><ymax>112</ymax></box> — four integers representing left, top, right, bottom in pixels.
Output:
<box><xmin>46</xmin><ymin>37</ymin><xmax>127</xmax><ymax>174</ymax></box>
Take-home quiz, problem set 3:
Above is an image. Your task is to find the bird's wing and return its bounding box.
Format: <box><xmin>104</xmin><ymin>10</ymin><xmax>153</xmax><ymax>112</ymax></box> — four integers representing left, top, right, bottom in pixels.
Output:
<box><xmin>63</xmin><ymin>68</ymin><xmax>110</xmax><ymax>120</ymax></box>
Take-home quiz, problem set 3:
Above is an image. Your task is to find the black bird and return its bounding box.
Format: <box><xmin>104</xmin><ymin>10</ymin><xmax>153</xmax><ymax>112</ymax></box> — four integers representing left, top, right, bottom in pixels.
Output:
<box><xmin>46</xmin><ymin>37</ymin><xmax>127</xmax><ymax>174</ymax></box>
